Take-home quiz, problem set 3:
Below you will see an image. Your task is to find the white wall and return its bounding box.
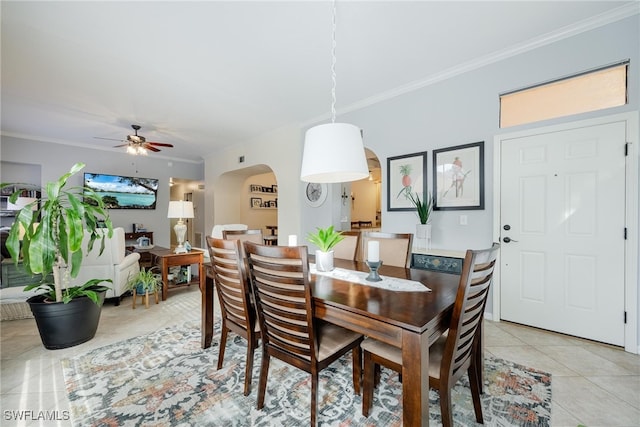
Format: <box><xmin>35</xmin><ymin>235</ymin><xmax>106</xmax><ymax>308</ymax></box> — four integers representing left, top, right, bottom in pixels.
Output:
<box><xmin>0</xmin><ymin>137</ymin><xmax>204</xmax><ymax>247</ymax></box>
<box><xmin>203</xmin><ymin>125</ymin><xmax>302</xmax><ymax>245</ymax></box>
<box><xmin>203</xmin><ymin>16</ymin><xmax>639</xmax><ymax>340</ymax></box>
<box><xmin>3</xmin><ymin>15</ymin><xmax>637</xmax><ymax>343</ymax></box>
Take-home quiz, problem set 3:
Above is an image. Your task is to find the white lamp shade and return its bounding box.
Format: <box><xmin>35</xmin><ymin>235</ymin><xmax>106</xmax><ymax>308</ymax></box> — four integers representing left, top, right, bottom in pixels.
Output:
<box><xmin>7</xmin><ymin>197</ymin><xmax>37</xmax><ymax>211</ymax></box>
<box><xmin>167</xmin><ymin>201</ymin><xmax>194</xmax><ymax>219</ymax></box>
<box><xmin>300</xmin><ymin>123</ymin><xmax>369</xmax><ymax>183</ymax></box>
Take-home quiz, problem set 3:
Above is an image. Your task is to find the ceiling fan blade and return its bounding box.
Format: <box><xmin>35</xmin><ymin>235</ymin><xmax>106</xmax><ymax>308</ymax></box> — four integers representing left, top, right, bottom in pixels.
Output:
<box><xmin>146</xmin><ymin>142</ymin><xmax>174</xmax><ymax>147</ymax></box>
<box><xmin>95</xmin><ymin>136</ymin><xmax>125</xmax><ymax>142</ymax></box>
<box><xmin>143</xmin><ymin>144</ymin><xmax>161</xmax><ymax>152</ymax></box>
<box><xmin>113</xmin><ymin>144</ymin><xmax>129</xmax><ymax>148</ymax></box>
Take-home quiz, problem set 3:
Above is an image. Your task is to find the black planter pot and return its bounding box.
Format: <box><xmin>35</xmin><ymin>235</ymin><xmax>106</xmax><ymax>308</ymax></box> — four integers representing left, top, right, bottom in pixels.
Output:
<box><xmin>27</xmin><ymin>291</ymin><xmax>106</xmax><ymax>350</ymax></box>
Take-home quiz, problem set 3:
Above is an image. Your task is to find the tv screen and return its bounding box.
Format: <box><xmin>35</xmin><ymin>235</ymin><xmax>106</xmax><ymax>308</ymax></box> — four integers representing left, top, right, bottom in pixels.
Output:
<box><xmin>84</xmin><ymin>173</ymin><xmax>159</xmax><ymax>210</ymax></box>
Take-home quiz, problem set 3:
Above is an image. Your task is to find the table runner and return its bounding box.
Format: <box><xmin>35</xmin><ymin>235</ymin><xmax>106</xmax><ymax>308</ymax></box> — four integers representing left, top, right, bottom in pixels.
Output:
<box><xmin>310</xmin><ymin>264</ymin><xmax>430</xmax><ymax>292</ymax></box>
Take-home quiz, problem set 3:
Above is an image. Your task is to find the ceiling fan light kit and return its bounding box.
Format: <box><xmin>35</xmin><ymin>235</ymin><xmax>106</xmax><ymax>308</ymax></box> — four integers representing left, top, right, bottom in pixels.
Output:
<box><xmin>96</xmin><ymin>124</ymin><xmax>174</xmax><ymax>155</ymax></box>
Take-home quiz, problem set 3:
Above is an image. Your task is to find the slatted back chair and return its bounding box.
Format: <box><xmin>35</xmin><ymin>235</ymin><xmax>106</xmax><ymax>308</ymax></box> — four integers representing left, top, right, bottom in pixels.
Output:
<box><xmin>206</xmin><ymin>236</ymin><xmax>260</xmax><ymax>396</ymax></box>
<box><xmin>359</xmin><ymin>231</ymin><xmax>413</xmax><ymax>267</ymax></box>
<box><xmin>360</xmin><ymin>243</ymin><xmax>500</xmax><ymax>427</ymax></box>
<box><xmin>243</xmin><ymin>242</ymin><xmax>364</xmax><ymax>427</ymax></box>
<box><xmin>332</xmin><ymin>231</ymin><xmax>360</xmax><ymax>261</ymax></box>
<box><xmin>222</xmin><ymin>229</ymin><xmax>264</xmax><ymax>244</ymax></box>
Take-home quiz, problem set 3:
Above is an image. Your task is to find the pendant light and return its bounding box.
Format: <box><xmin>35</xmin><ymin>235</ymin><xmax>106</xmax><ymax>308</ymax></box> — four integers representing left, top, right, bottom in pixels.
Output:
<box><xmin>300</xmin><ymin>0</ymin><xmax>368</xmax><ymax>183</ymax></box>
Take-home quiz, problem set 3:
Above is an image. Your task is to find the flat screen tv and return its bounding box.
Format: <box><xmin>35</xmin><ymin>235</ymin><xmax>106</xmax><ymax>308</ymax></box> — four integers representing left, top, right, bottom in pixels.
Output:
<box><xmin>84</xmin><ymin>173</ymin><xmax>159</xmax><ymax>210</ymax></box>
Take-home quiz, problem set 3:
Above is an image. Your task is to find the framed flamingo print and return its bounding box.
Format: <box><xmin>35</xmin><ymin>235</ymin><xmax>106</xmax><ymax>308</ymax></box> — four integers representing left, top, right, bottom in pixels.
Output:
<box><xmin>432</xmin><ymin>141</ymin><xmax>484</xmax><ymax>210</ymax></box>
<box><xmin>387</xmin><ymin>151</ymin><xmax>428</xmax><ymax>211</ymax></box>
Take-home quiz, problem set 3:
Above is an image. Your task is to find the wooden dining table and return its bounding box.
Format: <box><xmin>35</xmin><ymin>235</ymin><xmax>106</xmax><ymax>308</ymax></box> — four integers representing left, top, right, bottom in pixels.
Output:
<box><xmin>200</xmin><ymin>257</ymin><xmax>461</xmax><ymax>427</ymax></box>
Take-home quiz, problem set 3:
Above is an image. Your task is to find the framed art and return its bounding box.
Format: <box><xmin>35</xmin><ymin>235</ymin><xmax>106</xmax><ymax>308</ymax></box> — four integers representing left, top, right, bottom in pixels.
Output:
<box><xmin>432</xmin><ymin>141</ymin><xmax>484</xmax><ymax>210</ymax></box>
<box><xmin>387</xmin><ymin>151</ymin><xmax>428</xmax><ymax>211</ymax></box>
<box><xmin>250</xmin><ymin>197</ymin><xmax>262</xmax><ymax>208</ymax></box>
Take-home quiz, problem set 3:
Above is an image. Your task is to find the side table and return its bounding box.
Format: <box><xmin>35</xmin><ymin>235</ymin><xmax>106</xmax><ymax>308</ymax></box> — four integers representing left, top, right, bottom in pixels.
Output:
<box><xmin>149</xmin><ymin>246</ymin><xmax>212</xmax><ymax>348</ymax></box>
<box><xmin>148</xmin><ymin>247</ymin><xmax>205</xmax><ymax>301</ymax></box>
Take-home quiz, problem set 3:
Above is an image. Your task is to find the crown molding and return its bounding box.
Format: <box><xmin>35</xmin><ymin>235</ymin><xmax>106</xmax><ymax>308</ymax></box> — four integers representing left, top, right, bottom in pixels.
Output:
<box><xmin>303</xmin><ymin>3</ymin><xmax>640</xmax><ymax>127</ymax></box>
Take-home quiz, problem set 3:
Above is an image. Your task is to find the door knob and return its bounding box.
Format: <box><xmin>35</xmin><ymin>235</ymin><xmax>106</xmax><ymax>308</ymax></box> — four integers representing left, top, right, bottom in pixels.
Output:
<box><xmin>503</xmin><ymin>237</ymin><xmax>518</xmax><ymax>243</ymax></box>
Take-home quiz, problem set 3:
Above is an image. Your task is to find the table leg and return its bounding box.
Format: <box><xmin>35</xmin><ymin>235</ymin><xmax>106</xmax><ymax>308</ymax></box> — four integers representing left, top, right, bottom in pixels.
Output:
<box><xmin>161</xmin><ymin>258</ymin><xmax>168</xmax><ymax>301</ymax></box>
<box><xmin>402</xmin><ymin>329</ymin><xmax>429</xmax><ymax>427</ymax></box>
<box><xmin>201</xmin><ymin>264</ymin><xmax>214</xmax><ymax>349</ymax></box>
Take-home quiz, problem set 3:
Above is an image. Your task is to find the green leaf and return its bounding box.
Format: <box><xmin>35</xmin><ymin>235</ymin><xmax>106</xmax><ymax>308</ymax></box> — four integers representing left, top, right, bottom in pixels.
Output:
<box><xmin>306</xmin><ymin>225</ymin><xmax>344</xmax><ymax>252</ymax></box>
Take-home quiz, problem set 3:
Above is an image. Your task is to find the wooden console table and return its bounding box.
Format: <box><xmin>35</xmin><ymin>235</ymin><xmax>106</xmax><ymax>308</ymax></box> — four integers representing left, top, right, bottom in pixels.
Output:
<box><xmin>411</xmin><ymin>248</ymin><xmax>465</xmax><ymax>274</ymax></box>
<box><xmin>148</xmin><ymin>247</ymin><xmax>205</xmax><ymax>301</ymax></box>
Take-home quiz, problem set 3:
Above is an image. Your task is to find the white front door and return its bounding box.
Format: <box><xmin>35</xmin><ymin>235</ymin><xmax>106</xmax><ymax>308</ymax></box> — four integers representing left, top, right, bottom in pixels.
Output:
<box><xmin>500</xmin><ymin>120</ymin><xmax>627</xmax><ymax>346</ymax></box>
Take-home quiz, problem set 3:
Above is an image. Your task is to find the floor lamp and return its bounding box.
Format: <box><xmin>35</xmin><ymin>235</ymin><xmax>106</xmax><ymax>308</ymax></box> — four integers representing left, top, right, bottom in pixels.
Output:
<box><xmin>167</xmin><ymin>200</ymin><xmax>194</xmax><ymax>253</ymax></box>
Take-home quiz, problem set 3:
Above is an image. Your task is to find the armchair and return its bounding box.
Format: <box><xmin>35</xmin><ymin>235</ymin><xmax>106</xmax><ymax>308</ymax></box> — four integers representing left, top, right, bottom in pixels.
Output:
<box><xmin>68</xmin><ymin>227</ymin><xmax>140</xmax><ymax>304</ymax></box>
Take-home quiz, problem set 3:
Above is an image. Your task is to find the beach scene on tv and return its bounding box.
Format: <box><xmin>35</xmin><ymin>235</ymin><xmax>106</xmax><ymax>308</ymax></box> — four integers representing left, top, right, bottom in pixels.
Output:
<box><xmin>84</xmin><ymin>173</ymin><xmax>158</xmax><ymax>209</ymax></box>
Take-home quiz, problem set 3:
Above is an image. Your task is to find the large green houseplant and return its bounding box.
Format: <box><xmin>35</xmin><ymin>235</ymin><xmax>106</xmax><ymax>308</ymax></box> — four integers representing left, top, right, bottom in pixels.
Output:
<box><xmin>1</xmin><ymin>162</ymin><xmax>114</xmax><ymax>349</ymax></box>
<box><xmin>307</xmin><ymin>225</ymin><xmax>344</xmax><ymax>272</ymax></box>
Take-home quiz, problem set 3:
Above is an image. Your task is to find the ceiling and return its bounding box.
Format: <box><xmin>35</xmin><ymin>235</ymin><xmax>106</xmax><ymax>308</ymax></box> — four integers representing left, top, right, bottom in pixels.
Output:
<box><xmin>2</xmin><ymin>1</ymin><xmax>636</xmax><ymax>163</ymax></box>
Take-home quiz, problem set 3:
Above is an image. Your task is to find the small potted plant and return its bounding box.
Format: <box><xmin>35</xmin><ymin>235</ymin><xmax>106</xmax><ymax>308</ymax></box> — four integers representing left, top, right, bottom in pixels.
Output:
<box><xmin>126</xmin><ymin>267</ymin><xmax>161</xmax><ymax>308</ymax></box>
<box><xmin>306</xmin><ymin>225</ymin><xmax>344</xmax><ymax>272</ymax></box>
<box><xmin>407</xmin><ymin>191</ymin><xmax>434</xmax><ymax>248</ymax></box>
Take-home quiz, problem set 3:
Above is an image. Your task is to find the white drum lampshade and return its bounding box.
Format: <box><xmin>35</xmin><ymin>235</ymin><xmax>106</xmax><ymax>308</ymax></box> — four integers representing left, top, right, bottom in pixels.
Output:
<box><xmin>300</xmin><ymin>123</ymin><xmax>369</xmax><ymax>183</ymax></box>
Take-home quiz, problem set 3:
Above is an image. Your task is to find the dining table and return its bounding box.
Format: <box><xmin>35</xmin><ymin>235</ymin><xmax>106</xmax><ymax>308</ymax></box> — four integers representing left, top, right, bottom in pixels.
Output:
<box><xmin>200</xmin><ymin>256</ymin><xmax>461</xmax><ymax>427</ymax></box>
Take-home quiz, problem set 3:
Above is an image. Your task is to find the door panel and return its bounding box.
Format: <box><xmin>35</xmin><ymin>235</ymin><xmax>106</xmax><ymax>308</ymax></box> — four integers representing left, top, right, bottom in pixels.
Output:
<box><xmin>501</xmin><ymin>121</ymin><xmax>626</xmax><ymax>346</ymax></box>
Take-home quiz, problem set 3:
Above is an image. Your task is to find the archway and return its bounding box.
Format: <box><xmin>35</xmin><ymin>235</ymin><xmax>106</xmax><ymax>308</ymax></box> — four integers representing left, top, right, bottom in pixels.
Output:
<box><xmin>345</xmin><ymin>149</ymin><xmax>381</xmax><ymax>231</ymax></box>
<box><xmin>212</xmin><ymin>164</ymin><xmax>279</xmax><ymax>243</ymax></box>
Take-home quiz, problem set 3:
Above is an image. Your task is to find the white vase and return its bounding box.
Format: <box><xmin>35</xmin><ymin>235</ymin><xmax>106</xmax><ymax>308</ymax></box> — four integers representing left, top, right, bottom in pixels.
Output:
<box><xmin>315</xmin><ymin>250</ymin><xmax>334</xmax><ymax>272</ymax></box>
<box><xmin>416</xmin><ymin>223</ymin><xmax>432</xmax><ymax>250</ymax></box>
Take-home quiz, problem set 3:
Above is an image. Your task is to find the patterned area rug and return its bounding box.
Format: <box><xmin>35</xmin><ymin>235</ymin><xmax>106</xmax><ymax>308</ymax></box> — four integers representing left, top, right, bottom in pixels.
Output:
<box><xmin>62</xmin><ymin>321</ymin><xmax>551</xmax><ymax>426</ymax></box>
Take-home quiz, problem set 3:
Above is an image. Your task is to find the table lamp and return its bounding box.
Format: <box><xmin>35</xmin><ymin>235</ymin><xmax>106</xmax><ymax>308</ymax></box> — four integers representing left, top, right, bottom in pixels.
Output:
<box><xmin>167</xmin><ymin>200</ymin><xmax>194</xmax><ymax>253</ymax></box>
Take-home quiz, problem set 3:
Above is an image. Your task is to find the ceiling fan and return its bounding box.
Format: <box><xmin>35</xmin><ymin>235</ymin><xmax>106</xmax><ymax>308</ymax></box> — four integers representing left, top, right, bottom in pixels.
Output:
<box><xmin>95</xmin><ymin>124</ymin><xmax>174</xmax><ymax>155</ymax></box>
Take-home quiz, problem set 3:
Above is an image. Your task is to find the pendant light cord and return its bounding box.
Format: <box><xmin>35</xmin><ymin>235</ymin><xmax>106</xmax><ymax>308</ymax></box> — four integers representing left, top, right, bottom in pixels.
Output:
<box><xmin>331</xmin><ymin>0</ymin><xmax>337</xmax><ymax>124</ymax></box>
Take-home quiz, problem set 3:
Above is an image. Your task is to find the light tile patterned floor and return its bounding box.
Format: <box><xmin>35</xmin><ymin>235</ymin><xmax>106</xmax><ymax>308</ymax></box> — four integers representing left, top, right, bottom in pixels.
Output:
<box><xmin>1</xmin><ymin>286</ymin><xmax>639</xmax><ymax>426</ymax></box>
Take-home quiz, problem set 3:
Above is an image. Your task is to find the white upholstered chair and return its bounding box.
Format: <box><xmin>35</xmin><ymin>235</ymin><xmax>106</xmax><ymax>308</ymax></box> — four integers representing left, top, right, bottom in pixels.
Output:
<box><xmin>68</xmin><ymin>227</ymin><xmax>140</xmax><ymax>304</ymax></box>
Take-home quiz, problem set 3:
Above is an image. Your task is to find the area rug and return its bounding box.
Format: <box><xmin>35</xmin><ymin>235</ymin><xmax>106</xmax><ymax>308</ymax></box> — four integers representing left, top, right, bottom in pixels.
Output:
<box><xmin>62</xmin><ymin>321</ymin><xmax>551</xmax><ymax>426</ymax></box>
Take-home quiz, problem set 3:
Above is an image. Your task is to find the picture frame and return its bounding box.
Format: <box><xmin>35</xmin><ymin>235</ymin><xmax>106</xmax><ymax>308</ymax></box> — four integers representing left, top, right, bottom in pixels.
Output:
<box><xmin>250</xmin><ymin>184</ymin><xmax>261</xmax><ymax>193</ymax></box>
<box><xmin>432</xmin><ymin>141</ymin><xmax>484</xmax><ymax>210</ymax></box>
<box><xmin>387</xmin><ymin>151</ymin><xmax>428</xmax><ymax>211</ymax></box>
<box><xmin>271</xmin><ymin>184</ymin><xmax>278</xmax><ymax>193</ymax></box>
<box><xmin>250</xmin><ymin>197</ymin><xmax>262</xmax><ymax>208</ymax></box>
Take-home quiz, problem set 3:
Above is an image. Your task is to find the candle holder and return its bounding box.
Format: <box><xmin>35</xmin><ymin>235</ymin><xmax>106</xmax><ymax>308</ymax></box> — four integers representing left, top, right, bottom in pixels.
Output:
<box><xmin>365</xmin><ymin>260</ymin><xmax>383</xmax><ymax>282</ymax></box>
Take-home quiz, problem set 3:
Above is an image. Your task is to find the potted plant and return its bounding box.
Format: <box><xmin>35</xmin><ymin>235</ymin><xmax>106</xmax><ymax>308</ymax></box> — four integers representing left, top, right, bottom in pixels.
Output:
<box><xmin>1</xmin><ymin>162</ymin><xmax>114</xmax><ymax>349</ymax></box>
<box><xmin>407</xmin><ymin>191</ymin><xmax>434</xmax><ymax>249</ymax></box>
<box><xmin>307</xmin><ymin>225</ymin><xmax>344</xmax><ymax>272</ymax></box>
<box><xmin>126</xmin><ymin>266</ymin><xmax>161</xmax><ymax>309</ymax></box>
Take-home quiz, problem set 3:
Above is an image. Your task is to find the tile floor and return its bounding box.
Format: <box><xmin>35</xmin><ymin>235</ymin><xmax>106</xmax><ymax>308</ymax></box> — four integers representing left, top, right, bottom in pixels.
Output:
<box><xmin>1</xmin><ymin>286</ymin><xmax>639</xmax><ymax>427</ymax></box>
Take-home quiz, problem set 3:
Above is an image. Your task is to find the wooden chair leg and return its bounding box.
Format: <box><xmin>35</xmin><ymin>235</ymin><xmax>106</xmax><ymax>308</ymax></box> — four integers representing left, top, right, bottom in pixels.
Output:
<box><xmin>244</xmin><ymin>337</ymin><xmax>257</xmax><ymax>396</ymax></box>
<box><xmin>311</xmin><ymin>371</ymin><xmax>318</xmax><ymax>427</ymax></box>
<box><xmin>257</xmin><ymin>352</ymin><xmax>270</xmax><ymax>410</ymax></box>
<box><xmin>439</xmin><ymin>384</ymin><xmax>454</xmax><ymax>427</ymax></box>
<box><xmin>362</xmin><ymin>350</ymin><xmax>374</xmax><ymax>417</ymax></box>
<box><xmin>468</xmin><ymin>364</ymin><xmax>484</xmax><ymax>423</ymax></box>
<box><xmin>217</xmin><ymin>325</ymin><xmax>228</xmax><ymax>370</ymax></box>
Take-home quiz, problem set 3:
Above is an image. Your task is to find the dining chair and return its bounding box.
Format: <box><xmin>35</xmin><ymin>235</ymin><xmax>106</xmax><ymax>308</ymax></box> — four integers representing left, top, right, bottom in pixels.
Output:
<box><xmin>360</xmin><ymin>243</ymin><xmax>500</xmax><ymax>427</ymax></box>
<box><xmin>206</xmin><ymin>236</ymin><xmax>260</xmax><ymax>396</ymax></box>
<box><xmin>222</xmin><ymin>229</ymin><xmax>263</xmax><ymax>244</ymax></box>
<box><xmin>332</xmin><ymin>231</ymin><xmax>360</xmax><ymax>261</ymax></box>
<box><xmin>243</xmin><ymin>242</ymin><xmax>364</xmax><ymax>427</ymax></box>
<box><xmin>359</xmin><ymin>231</ymin><xmax>413</xmax><ymax>268</ymax></box>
